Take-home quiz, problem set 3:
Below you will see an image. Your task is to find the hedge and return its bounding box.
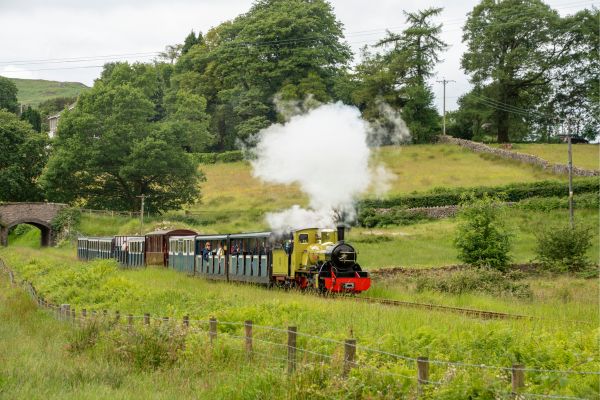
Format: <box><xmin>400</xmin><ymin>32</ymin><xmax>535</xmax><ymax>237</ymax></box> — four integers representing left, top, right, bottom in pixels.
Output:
<box><xmin>194</xmin><ymin>150</ymin><xmax>244</xmax><ymax>164</ymax></box>
<box><xmin>358</xmin><ymin>179</ymin><xmax>599</xmax><ymax>209</ymax></box>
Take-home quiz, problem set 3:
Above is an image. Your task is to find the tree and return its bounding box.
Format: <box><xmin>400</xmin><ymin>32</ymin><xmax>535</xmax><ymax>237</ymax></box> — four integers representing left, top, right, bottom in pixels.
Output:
<box><xmin>158</xmin><ymin>44</ymin><xmax>183</xmax><ymax>64</ymax></box>
<box><xmin>42</xmin><ymin>66</ymin><xmax>203</xmax><ymax>213</ymax></box>
<box><xmin>461</xmin><ymin>0</ymin><xmax>592</xmax><ymax>143</ymax></box>
<box><xmin>20</xmin><ymin>107</ymin><xmax>42</xmax><ymax>132</ymax></box>
<box><xmin>0</xmin><ymin>109</ymin><xmax>48</xmax><ymax>201</ymax></box>
<box><xmin>454</xmin><ymin>195</ymin><xmax>512</xmax><ymax>271</ymax></box>
<box><xmin>171</xmin><ymin>0</ymin><xmax>351</xmax><ymax>149</ymax></box>
<box><xmin>0</xmin><ymin>76</ymin><xmax>18</xmax><ymax>114</ymax></box>
<box><xmin>352</xmin><ymin>8</ymin><xmax>446</xmax><ymax>144</ymax></box>
<box><xmin>181</xmin><ymin>30</ymin><xmax>203</xmax><ymax>55</ymax></box>
<box><xmin>535</xmin><ymin>223</ymin><xmax>593</xmax><ymax>272</ymax></box>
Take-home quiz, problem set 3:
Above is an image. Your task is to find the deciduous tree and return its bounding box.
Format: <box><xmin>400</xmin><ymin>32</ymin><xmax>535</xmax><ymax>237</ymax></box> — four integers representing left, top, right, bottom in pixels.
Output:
<box><xmin>0</xmin><ymin>109</ymin><xmax>47</xmax><ymax>201</ymax></box>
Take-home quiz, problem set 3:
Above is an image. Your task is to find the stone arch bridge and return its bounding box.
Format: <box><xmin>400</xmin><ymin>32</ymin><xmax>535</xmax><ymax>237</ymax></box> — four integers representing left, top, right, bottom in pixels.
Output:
<box><xmin>0</xmin><ymin>202</ymin><xmax>67</xmax><ymax>247</ymax></box>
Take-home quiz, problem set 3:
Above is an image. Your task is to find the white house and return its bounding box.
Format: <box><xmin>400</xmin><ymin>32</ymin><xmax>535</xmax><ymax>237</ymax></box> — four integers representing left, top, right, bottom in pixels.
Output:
<box><xmin>47</xmin><ymin>103</ymin><xmax>75</xmax><ymax>138</ymax></box>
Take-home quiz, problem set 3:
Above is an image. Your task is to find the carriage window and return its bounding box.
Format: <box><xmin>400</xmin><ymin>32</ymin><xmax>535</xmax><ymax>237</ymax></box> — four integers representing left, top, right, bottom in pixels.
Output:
<box><xmin>298</xmin><ymin>234</ymin><xmax>309</xmax><ymax>243</ymax></box>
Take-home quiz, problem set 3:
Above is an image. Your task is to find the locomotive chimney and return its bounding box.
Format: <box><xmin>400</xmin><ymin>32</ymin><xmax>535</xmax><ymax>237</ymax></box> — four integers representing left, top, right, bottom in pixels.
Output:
<box><xmin>337</xmin><ymin>225</ymin><xmax>345</xmax><ymax>242</ymax></box>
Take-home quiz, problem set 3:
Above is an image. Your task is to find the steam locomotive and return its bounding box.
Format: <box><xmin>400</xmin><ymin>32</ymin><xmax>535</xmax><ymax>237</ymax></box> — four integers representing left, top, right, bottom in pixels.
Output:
<box><xmin>77</xmin><ymin>226</ymin><xmax>371</xmax><ymax>294</ymax></box>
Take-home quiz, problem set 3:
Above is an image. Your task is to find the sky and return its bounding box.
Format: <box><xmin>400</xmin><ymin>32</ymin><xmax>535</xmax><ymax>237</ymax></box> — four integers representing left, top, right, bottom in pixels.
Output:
<box><xmin>0</xmin><ymin>0</ymin><xmax>595</xmax><ymax>112</ymax></box>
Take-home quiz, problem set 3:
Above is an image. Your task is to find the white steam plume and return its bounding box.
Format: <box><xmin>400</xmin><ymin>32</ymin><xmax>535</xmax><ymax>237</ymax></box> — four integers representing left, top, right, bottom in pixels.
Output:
<box><xmin>251</xmin><ymin>100</ymin><xmax>410</xmax><ymax>233</ymax></box>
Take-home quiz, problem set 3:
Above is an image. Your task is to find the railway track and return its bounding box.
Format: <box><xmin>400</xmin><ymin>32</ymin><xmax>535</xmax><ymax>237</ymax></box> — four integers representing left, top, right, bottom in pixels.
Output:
<box><xmin>352</xmin><ymin>296</ymin><xmax>531</xmax><ymax>320</ymax></box>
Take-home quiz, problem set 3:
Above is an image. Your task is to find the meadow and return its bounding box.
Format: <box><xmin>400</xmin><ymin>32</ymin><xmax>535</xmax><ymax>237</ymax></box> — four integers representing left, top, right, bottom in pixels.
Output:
<box><xmin>45</xmin><ymin>206</ymin><xmax>596</xmax><ymax>269</ymax></box>
<box><xmin>195</xmin><ymin>144</ymin><xmax>567</xmax><ymax>216</ymax></box>
<box><xmin>2</xmin><ymin>141</ymin><xmax>598</xmax><ymax>398</ymax></box>
<box><xmin>489</xmin><ymin>143</ymin><xmax>599</xmax><ymax>171</ymax></box>
<box><xmin>9</xmin><ymin>77</ymin><xmax>89</xmax><ymax>107</ymax></box>
<box><xmin>0</xmin><ymin>246</ymin><xmax>598</xmax><ymax>399</ymax></box>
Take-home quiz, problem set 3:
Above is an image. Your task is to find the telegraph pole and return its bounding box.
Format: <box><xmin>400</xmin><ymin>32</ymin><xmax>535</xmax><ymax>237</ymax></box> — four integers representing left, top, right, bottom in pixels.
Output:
<box><xmin>437</xmin><ymin>78</ymin><xmax>455</xmax><ymax>136</ymax></box>
<box><xmin>567</xmin><ymin>123</ymin><xmax>574</xmax><ymax>228</ymax></box>
<box><xmin>136</xmin><ymin>194</ymin><xmax>146</xmax><ymax>233</ymax></box>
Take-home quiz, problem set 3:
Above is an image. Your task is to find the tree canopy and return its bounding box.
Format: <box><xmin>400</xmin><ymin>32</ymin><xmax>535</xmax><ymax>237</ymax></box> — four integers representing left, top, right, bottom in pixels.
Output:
<box><xmin>42</xmin><ymin>63</ymin><xmax>206</xmax><ymax>212</ymax></box>
<box><xmin>351</xmin><ymin>7</ymin><xmax>446</xmax><ymax>143</ymax></box>
<box><xmin>0</xmin><ymin>109</ymin><xmax>48</xmax><ymax>201</ymax></box>
<box><xmin>171</xmin><ymin>0</ymin><xmax>352</xmax><ymax>150</ymax></box>
<box><xmin>460</xmin><ymin>0</ymin><xmax>598</xmax><ymax>142</ymax></box>
<box><xmin>0</xmin><ymin>77</ymin><xmax>19</xmax><ymax>114</ymax></box>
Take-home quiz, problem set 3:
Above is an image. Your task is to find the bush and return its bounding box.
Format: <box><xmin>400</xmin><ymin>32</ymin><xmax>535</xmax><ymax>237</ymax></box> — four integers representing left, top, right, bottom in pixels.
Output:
<box><xmin>216</xmin><ymin>150</ymin><xmax>244</xmax><ymax>163</ymax></box>
<box><xmin>415</xmin><ymin>268</ymin><xmax>532</xmax><ymax>298</ymax></box>
<box><xmin>194</xmin><ymin>150</ymin><xmax>244</xmax><ymax>164</ymax></box>
<box><xmin>517</xmin><ymin>193</ymin><xmax>599</xmax><ymax>212</ymax></box>
<box><xmin>535</xmin><ymin>223</ymin><xmax>594</xmax><ymax>272</ymax></box>
<box><xmin>357</xmin><ymin>207</ymin><xmax>432</xmax><ymax>227</ymax></box>
<box><xmin>454</xmin><ymin>196</ymin><xmax>512</xmax><ymax>271</ymax></box>
<box><xmin>358</xmin><ymin>179</ymin><xmax>599</xmax><ymax>209</ymax></box>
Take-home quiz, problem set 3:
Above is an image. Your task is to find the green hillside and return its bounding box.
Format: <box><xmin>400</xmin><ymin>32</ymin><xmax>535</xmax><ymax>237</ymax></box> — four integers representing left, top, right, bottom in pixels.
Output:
<box><xmin>6</xmin><ymin>77</ymin><xmax>89</xmax><ymax>106</ymax></box>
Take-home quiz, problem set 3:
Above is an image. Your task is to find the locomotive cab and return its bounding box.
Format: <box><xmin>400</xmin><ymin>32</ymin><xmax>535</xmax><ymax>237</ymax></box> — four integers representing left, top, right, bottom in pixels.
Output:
<box><xmin>278</xmin><ymin>227</ymin><xmax>370</xmax><ymax>293</ymax></box>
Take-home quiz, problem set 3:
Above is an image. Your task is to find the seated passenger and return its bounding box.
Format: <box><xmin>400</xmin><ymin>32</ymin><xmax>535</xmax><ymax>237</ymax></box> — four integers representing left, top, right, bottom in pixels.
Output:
<box><xmin>202</xmin><ymin>242</ymin><xmax>211</xmax><ymax>261</ymax></box>
<box><xmin>216</xmin><ymin>243</ymin><xmax>224</xmax><ymax>258</ymax></box>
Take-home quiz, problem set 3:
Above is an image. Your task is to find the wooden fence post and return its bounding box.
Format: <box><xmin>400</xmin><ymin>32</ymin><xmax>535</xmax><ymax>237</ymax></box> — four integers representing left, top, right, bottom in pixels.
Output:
<box><xmin>144</xmin><ymin>313</ymin><xmax>150</xmax><ymax>325</ymax></box>
<box><xmin>64</xmin><ymin>304</ymin><xmax>70</xmax><ymax>321</ymax></box>
<box><xmin>82</xmin><ymin>309</ymin><xmax>87</xmax><ymax>319</ymax></box>
<box><xmin>71</xmin><ymin>308</ymin><xmax>75</xmax><ymax>322</ymax></box>
<box><xmin>8</xmin><ymin>270</ymin><xmax>14</xmax><ymax>285</ymax></box>
<box><xmin>183</xmin><ymin>315</ymin><xmax>189</xmax><ymax>328</ymax></box>
<box><xmin>128</xmin><ymin>314</ymin><xmax>133</xmax><ymax>327</ymax></box>
<box><xmin>209</xmin><ymin>317</ymin><xmax>217</xmax><ymax>345</ymax></box>
<box><xmin>103</xmin><ymin>309</ymin><xmax>107</xmax><ymax>319</ymax></box>
<box><xmin>163</xmin><ymin>316</ymin><xmax>169</xmax><ymax>324</ymax></box>
<box><xmin>91</xmin><ymin>310</ymin><xmax>97</xmax><ymax>318</ymax></box>
<box><xmin>287</xmin><ymin>326</ymin><xmax>297</xmax><ymax>375</ymax></box>
<box><xmin>417</xmin><ymin>357</ymin><xmax>430</xmax><ymax>394</ymax></box>
<box><xmin>115</xmin><ymin>310</ymin><xmax>120</xmax><ymax>322</ymax></box>
<box><xmin>343</xmin><ymin>339</ymin><xmax>356</xmax><ymax>377</ymax></box>
<box><xmin>512</xmin><ymin>364</ymin><xmax>525</xmax><ymax>395</ymax></box>
<box><xmin>244</xmin><ymin>320</ymin><xmax>253</xmax><ymax>356</ymax></box>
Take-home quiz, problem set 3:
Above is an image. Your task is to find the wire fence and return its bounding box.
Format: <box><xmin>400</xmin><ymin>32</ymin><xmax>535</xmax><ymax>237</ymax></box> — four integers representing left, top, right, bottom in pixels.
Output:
<box><xmin>0</xmin><ymin>257</ymin><xmax>597</xmax><ymax>399</ymax></box>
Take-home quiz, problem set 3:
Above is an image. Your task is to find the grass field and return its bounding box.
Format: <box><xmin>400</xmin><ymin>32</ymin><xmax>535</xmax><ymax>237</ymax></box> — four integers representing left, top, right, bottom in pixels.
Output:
<box><xmin>489</xmin><ymin>143</ymin><xmax>599</xmax><ymax>170</ymax></box>
<box><xmin>42</xmin><ymin>207</ymin><xmax>595</xmax><ymax>269</ymax></box>
<box><xmin>7</xmin><ymin>77</ymin><xmax>88</xmax><ymax>106</ymax></box>
<box><xmin>195</xmin><ymin>144</ymin><xmax>566</xmax><ymax>216</ymax></box>
<box><xmin>0</xmin><ymin>245</ymin><xmax>598</xmax><ymax>398</ymax></box>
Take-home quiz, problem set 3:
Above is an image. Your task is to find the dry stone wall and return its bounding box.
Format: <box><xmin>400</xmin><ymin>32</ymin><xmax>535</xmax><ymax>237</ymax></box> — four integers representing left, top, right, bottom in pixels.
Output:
<box><xmin>438</xmin><ymin>135</ymin><xmax>599</xmax><ymax>177</ymax></box>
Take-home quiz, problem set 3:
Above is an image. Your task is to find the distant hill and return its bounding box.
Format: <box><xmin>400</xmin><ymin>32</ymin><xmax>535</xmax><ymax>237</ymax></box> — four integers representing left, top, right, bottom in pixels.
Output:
<box><xmin>5</xmin><ymin>77</ymin><xmax>89</xmax><ymax>107</ymax></box>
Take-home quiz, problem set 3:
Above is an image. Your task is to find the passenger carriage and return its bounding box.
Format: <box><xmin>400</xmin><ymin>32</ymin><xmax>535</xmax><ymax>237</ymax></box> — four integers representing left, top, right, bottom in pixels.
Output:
<box><xmin>77</xmin><ymin>237</ymin><xmax>114</xmax><ymax>261</ymax></box>
<box><xmin>114</xmin><ymin>235</ymin><xmax>145</xmax><ymax>268</ymax></box>
<box><xmin>145</xmin><ymin>229</ymin><xmax>197</xmax><ymax>267</ymax></box>
<box><xmin>168</xmin><ymin>235</ymin><xmax>196</xmax><ymax>274</ymax></box>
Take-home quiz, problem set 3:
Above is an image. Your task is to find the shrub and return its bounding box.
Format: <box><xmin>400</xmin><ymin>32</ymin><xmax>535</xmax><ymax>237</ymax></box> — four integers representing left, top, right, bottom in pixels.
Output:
<box><xmin>194</xmin><ymin>153</ymin><xmax>217</xmax><ymax>164</ymax></box>
<box><xmin>216</xmin><ymin>150</ymin><xmax>244</xmax><ymax>163</ymax></box>
<box><xmin>454</xmin><ymin>196</ymin><xmax>512</xmax><ymax>271</ymax></box>
<box><xmin>415</xmin><ymin>268</ymin><xmax>532</xmax><ymax>298</ymax></box>
<box><xmin>357</xmin><ymin>207</ymin><xmax>432</xmax><ymax>228</ymax></box>
<box><xmin>535</xmin><ymin>223</ymin><xmax>594</xmax><ymax>272</ymax></box>
<box><xmin>358</xmin><ymin>178</ymin><xmax>599</xmax><ymax>209</ymax></box>
<box><xmin>517</xmin><ymin>193</ymin><xmax>599</xmax><ymax>212</ymax></box>
<box><xmin>194</xmin><ymin>150</ymin><xmax>244</xmax><ymax>164</ymax></box>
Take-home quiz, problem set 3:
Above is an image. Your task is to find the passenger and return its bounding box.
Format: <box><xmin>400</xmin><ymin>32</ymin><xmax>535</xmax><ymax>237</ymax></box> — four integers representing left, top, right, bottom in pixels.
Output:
<box><xmin>202</xmin><ymin>242</ymin><xmax>211</xmax><ymax>261</ymax></box>
<box><xmin>216</xmin><ymin>243</ymin><xmax>224</xmax><ymax>258</ymax></box>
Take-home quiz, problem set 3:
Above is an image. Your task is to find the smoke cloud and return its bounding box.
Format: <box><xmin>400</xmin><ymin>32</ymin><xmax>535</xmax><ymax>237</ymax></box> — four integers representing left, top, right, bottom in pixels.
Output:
<box><xmin>250</xmin><ymin>101</ymin><xmax>410</xmax><ymax>233</ymax></box>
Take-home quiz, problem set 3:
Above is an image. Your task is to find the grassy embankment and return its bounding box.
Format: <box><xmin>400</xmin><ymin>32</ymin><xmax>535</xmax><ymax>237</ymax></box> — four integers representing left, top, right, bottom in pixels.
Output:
<box><xmin>489</xmin><ymin>143</ymin><xmax>599</xmax><ymax>171</ymax></box>
<box><xmin>8</xmin><ymin>77</ymin><xmax>89</xmax><ymax>107</ymax></box>
<box><xmin>0</xmin><ymin>246</ymin><xmax>598</xmax><ymax>398</ymax></box>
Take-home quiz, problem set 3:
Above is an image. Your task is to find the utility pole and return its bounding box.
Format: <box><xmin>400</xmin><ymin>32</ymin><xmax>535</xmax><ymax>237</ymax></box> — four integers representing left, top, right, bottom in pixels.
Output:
<box><xmin>437</xmin><ymin>78</ymin><xmax>455</xmax><ymax>136</ymax></box>
<box><xmin>567</xmin><ymin>122</ymin><xmax>574</xmax><ymax>228</ymax></box>
<box><xmin>136</xmin><ymin>194</ymin><xmax>146</xmax><ymax>233</ymax></box>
